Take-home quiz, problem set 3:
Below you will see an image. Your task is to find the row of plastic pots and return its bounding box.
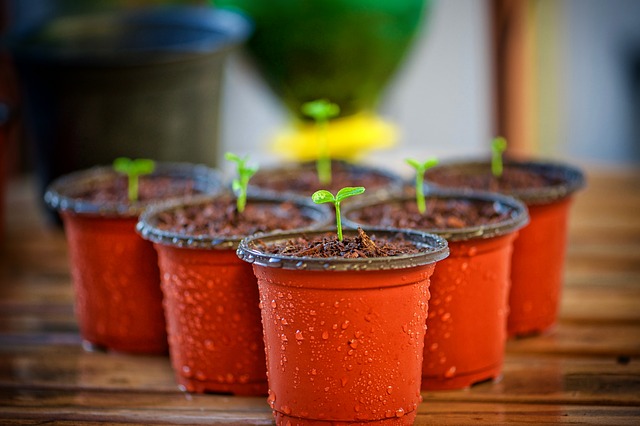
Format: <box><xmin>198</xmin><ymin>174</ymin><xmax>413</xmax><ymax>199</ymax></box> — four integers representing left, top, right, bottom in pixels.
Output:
<box><xmin>45</xmin><ymin>158</ymin><xmax>584</xmax><ymax>426</ymax></box>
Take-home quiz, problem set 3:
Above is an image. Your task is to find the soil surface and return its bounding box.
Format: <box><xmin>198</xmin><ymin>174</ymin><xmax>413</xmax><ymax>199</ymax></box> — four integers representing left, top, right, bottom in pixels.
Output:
<box><xmin>255</xmin><ymin>227</ymin><xmax>420</xmax><ymax>259</ymax></box>
<box><xmin>71</xmin><ymin>175</ymin><xmax>200</xmax><ymax>204</ymax></box>
<box><xmin>347</xmin><ymin>197</ymin><xmax>513</xmax><ymax>230</ymax></box>
<box><xmin>154</xmin><ymin>195</ymin><xmax>318</xmax><ymax>237</ymax></box>
<box><xmin>425</xmin><ymin>165</ymin><xmax>561</xmax><ymax>192</ymax></box>
<box><xmin>250</xmin><ymin>160</ymin><xmax>399</xmax><ymax>196</ymax></box>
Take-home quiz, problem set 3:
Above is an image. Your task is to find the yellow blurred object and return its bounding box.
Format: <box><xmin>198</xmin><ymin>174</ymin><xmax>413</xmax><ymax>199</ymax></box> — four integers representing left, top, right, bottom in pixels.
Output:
<box><xmin>271</xmin><ymin>113</ymin><xmax>398</xmax><ymax>162</ymax></box>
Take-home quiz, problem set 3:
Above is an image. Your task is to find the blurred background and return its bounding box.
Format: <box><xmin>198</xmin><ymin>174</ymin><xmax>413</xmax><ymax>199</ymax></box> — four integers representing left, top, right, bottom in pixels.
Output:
<box><xmin>1</xmin><ymin>0</ymin><xmax>639</xmax><ymax>214</ymax></box>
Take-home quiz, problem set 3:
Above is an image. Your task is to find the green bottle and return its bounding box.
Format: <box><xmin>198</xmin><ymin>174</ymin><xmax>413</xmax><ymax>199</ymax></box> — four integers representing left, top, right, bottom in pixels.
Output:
<box><xmin>215</xmin><ymin>0</ymin><xmax>431</xmax><ymax>120</ymax></box>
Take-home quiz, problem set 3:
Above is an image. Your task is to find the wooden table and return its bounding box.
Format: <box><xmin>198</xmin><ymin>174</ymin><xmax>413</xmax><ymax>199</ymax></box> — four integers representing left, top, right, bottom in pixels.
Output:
<box><xmin>1</xmin><ymin>169</ymin><xmax>639</xmax><ymax>425</ymax></box>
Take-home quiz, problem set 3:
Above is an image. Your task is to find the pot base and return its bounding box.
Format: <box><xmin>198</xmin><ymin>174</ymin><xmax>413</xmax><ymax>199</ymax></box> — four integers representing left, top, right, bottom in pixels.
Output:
<box><xmin>421</xmin><ymin>363</ymin><xmax>502</xmax><ymax>391</ymax></box>
<box><xmin>176</xmin><ymin>376</ymin><xmax>268</xmax><ymax>396</ymax></box>
<box><xmin>273</xmin><ymin>409</ymin><xmax>417</xmax><ymax>425</ymax></box>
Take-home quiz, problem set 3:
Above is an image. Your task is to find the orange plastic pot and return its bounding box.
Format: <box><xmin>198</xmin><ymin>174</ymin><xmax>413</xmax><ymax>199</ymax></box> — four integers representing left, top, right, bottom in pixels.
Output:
<box><xmin>237</xmin><ymin>228</ymin><xmax>449</xmax><ymax>425</ymax></box>
<box><xmin>344</xmin><ymin>192</ymin><xmax>528</xmax><ymax>390</ymax></box>
<box><xmin>507</xmin><ymin>196</ymin><xmax>574</xmax><ymax>337</ymax></box>
<box><xmin>424</xmin><ymin>160</ymin><xmax>585</xmax><ymax>337</ymax></box>
<box><xmin>44</xmin><ymin>163</ymin><xmax>221</xmax><ymax>353</ymax></box>
<box><xmin>137</xmin><ymin>195</ymin><xmax>331</xmax><ymax>395</ymax></box>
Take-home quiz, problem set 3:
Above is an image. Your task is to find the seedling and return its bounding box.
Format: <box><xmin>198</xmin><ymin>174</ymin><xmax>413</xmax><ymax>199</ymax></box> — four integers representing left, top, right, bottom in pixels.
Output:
<box><xmin>405</xmin><ymin>157</ymin><xmax>438</xmax><ymax>214</ymax></box>
<box><xmin>312</xmin><ymin>186</ymin><xmax>365</xmax><ymax>242</ymax></box>
<box><xmin>301</xmin><ymin>99</ymin><xmax>340</xmax><ymax>185</ymax></box>
<box><xmin>225</xmin><ymin>152</ymin><xmax>258</xmax><ymax>213</ymax></box>
<box><xmin>112</xmin><ymin>157</ymin><xmax>155</xmax><ymax>202</ymax></box>
<box><xmin>491</xmin><ymin>137</ymin><xmax>507</xmax><ymax>177</ymax></box>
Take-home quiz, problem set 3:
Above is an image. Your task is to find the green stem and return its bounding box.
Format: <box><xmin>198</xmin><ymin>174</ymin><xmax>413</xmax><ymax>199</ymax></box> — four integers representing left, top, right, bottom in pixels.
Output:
<box><xmin>129</xmin><ymin>174</ymin><xmax>139</xmax><ymax>202</ymax></box>
<box><xmin>492</xmin><ymin>151</ymin><xmax>503</xmax><ymax>177</ymax></box>
<box><xmin>317</xmin><ymin>120</ymin><xmax>331</xmax><ymax>185</ymax></box>
<box><xmin>416</xmin><ymin>170</ymin><xmax>425</xmax><ymax>214</ymax></box>
<box><xmin>335</xmin><ymin>202</ymin><xmax>343</xmax><ymax>241</ymax></box>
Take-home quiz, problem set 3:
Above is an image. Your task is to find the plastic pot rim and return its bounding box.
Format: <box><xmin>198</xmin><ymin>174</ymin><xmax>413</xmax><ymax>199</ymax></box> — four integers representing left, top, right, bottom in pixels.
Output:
<box><xmin>137</xmin><ymin>192</ymin><xmax>332</xmax><ymax>250</ymax></box>
<box><xmin>237</xmin><ymin>227</ymin><xmax>449</xmax><ymax>272</ymax></box>
<box><xmin>44</xmin><ymin>162</ymin><xmax>223</xmax><ymax>218</ymax></box>
<box><xmin>343</xmin><ymin>189</ymin><xmax>529</xmax><ymax>242</ymax></box>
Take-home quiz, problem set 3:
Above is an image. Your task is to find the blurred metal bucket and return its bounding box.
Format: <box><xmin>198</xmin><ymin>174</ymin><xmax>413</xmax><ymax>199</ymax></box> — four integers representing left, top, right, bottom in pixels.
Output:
<box><xmin>7</xmin><ymin>5</ymin><xmax>251</xmax><ymax>216</ymax></box>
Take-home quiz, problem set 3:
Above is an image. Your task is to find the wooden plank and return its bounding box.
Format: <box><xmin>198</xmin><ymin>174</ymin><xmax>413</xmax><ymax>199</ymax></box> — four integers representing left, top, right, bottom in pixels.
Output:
<box><xmin>1</xmin><ymin>345</ymin><xmax>638</xmax><ymax>406</ymax></box>
<box><xmin>2</xmin><ymin>396</ymin><xmax>640</xmax><ymax>425</ymax></box>
<box><xmin>506</xmin><ymin>323</ymin><xmax>640</xmax><ymax>357</ymax></box>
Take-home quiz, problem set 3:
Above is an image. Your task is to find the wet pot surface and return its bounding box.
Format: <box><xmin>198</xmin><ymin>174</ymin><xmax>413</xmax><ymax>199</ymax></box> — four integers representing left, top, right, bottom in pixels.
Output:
<box><xmin>137</xmin><ymin>195</ymin><xmax>331</xmax><ymax>395</ymax></box>
<box><xmin>343</xmin><ymin>193</ymin><xmax>527</xmax><ymax>389</ymax></box>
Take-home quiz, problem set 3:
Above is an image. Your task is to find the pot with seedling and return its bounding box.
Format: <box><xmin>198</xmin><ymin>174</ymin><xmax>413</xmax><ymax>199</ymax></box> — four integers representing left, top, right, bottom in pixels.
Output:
<box><xmin>423</xmin><ymin>138</ymin><xmax>585</xmax><ymax>337</ymax></box>
<box><xmin>137</xmin><ymin>153</ymin><xmax>331</xmax><ymax>395</ymax></box>
<box><xmin>236</xmin><ymin>185</ymin><xmax>449</xmax><ymax>425</ymax></box>
<box><xmin>44</xmin><ymin>159</ymin><xmax>222</xmax><ymax>353</ymax></box>
<box><xmin>343</xmin><ymin>157</ymin><xmax>528</xmax><ymax>390</ymax></box>
<box><xmin>249</xmin><ymin>99</ymin><xmax>404</xmax><ymax>199</ymax></box>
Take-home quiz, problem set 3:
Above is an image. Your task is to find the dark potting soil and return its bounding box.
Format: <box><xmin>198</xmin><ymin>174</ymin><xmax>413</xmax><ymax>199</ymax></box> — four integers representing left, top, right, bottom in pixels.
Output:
<box><xmin>154</xmin><ymin>195</ymin><xmax>317</xmax><ymax>237</ymax></box>
<box><xmin>71</xmin><ymin>175</ymin><xmax>200</xmax><ymax>204</ymax></box>
<box><xmin>425</xmin><ymin>165</ymin><xmax>560</xmax><ymax>192</ymax></box>
<box><xmin>250</xmin><ymin>161</ymin><xmax>397</xmax><ymax>195</ymax></box>
<box><xmin>255</xmin><ymin>227</ymin><xmax>420</xmax><ymax>259</ymax></box>
<box><xmin>347</xmin><ymin>197</ymin><xmax>513</xmax><ymax>230</ymax></box>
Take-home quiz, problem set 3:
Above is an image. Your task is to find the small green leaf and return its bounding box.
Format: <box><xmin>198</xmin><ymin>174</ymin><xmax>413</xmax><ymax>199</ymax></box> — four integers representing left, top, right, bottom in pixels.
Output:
<box><xmin>311</xmin><ymin>186</ymin><xmax>366</xmax><ymax>241</ymax></box>
<box><xmin>335</xmin><ymin>186</ymin><xmax>366</xmax><ymax>203</ymax></box>
<box><xmin>112</xmin><ymin>157</ymin><xmax>155</xmax><ymax>202</ymax></box>
<box><xmin>406</xmin><ymin>157</ymin><xmax>437</xmax><ymax>215</ymax></box>
<box><xmin>131</xmin><ymin>159</ymin><xmax>155</xmax><ymax>175</ymax></box>
<box><xmin>113</xmin><ymin>157</ymin><xmax>132</xmax><ymax>174</ymax></box>
<box><xmin>231</xmin><ymin>179</ymin><xmax>242</xmax><ymax>194</ymax></box>
<box><xmin>226</xmin><ymin>152</ymin><xmax>258</xmax><ymax>213</ymax></box>
<box><xmin>492</xmin><ymin>137</ymin><xmax>507</xmax><ymax>154</ymax></box>
<box><xmin>225</xmin><ymin>152</ymin><xmax>242</xmax><ymax>163</ymax></box>
<box><xmin>302</xmin><ymin>99</ymin><xmax>340</xmax><ymax>121</ymax></box>
<box><xmin>312</xmin><ymin>190</ymin><xmax>336</xmax><ymax>204</ymax></box>
<box><xmin>405</xmin><ymin>158</ymin><xmax>422</xmax><ymax>170</ymax></box>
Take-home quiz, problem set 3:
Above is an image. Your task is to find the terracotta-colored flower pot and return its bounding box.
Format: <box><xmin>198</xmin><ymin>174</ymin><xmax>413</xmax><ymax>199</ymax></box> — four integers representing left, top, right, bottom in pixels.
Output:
<box><xmin>237</xmin><ymin>228</ymin><xmax>449</xmax><ymax>425</ymax></box>
<box><xmin>423</xmin><ymin>159</ymin><xmax>585</xmax><ymax>337</ymax></box>
<box><xmin>136</xmin><ymin>195</ymin><xmax>331</xmax><ymax>395</ymax></box>
<box><xmin>44</xmin><ymin>163</ymin><xmax>222</xmax><ymax>353</ymax></box>
<box><xmin>343</xmin><ymin>192</ymin><xmax>529</xmax><ymax>390</ymax></box>
<box><xmin>249</xmin><ymin>160</ymin><xmax>404</xmax><ymax>199</ymax></box>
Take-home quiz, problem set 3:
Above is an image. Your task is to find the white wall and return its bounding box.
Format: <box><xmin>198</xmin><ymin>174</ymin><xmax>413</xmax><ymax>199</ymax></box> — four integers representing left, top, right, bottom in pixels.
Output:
<box><xmin>219</xmin><ymin>0</ymin><xmax>640</xmax><ymax>174</ymax></box>
<box><xmin>218</xmin><ymin>0</ymin><xmax>492</xmax><ymax>177</ymax></box>
<box><xmin>560</xmin><ymin>0</ymin><xmax>640</xmax><ymax>166</ymax></box>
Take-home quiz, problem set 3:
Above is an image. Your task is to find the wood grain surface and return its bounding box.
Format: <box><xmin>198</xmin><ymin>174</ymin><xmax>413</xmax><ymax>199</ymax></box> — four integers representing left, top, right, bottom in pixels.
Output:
<box><xmin>1</xmin><ymin>168</ymin><xmax>639</xmax><ymax>425</ymax></box>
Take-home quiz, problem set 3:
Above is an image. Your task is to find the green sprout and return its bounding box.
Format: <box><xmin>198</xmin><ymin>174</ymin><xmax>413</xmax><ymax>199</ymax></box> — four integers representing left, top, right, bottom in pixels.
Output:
<box><xmin>112</xmin><ymin>157</ymin><xmax>155</xmax><ymax>202</ymax></box>
<box><xmin>225</xmin><ymin>152</ymin><xmax>258</xmax><ymax>213</ymax></box>
<box><xmin>301</xmin><ymin>99</ymin><xmax>340</xmax><ymax>185</ymax></box>
<box><xmin>312</xmin><ymin>186</ymin><xmax>365</xmax><ymax>242</ymax></box>
<box><xmin>405</xmin><ymin>157</ymin><xmax>438</xmax><ymax>214</ymax></box>
<box><xmin>491</xmin><ymin>136</ymin><xmax>507</xmax><ymax>177</ymax></box>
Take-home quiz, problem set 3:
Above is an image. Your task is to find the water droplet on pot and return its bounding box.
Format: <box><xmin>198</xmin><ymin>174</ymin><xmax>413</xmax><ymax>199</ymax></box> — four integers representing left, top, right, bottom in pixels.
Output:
<box><xmin>386</xmin><ymin>385</ymin><xmax>393</xmax><ymax>394</ymax></box>
<box><xmin>267</xmin><ymin>390</ymin><xmax>276</xmax><ymax>408</ymax></box>
<box><xmin>322</xmin><ymin>331</ymin><xmax>329</xmax><ymax>340</ymax></box>
<box><xmin>396</xmin><ymin>408</ymin><xmax>405</xmax><ymax>418</ymax></box>
<box><xmin>182</xmin><ymin>365</ymin><xmax>192</xmax><ymax>377</ymax></box>
<box><xmin>295</xmin><ymin>330</ymin><xmax>304</xmax><ymax>341</ymax></box>
<box><xmin>445</xmin><ymin>366</ymin><xmax>457</xmax><ymax>378</ymax></box>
